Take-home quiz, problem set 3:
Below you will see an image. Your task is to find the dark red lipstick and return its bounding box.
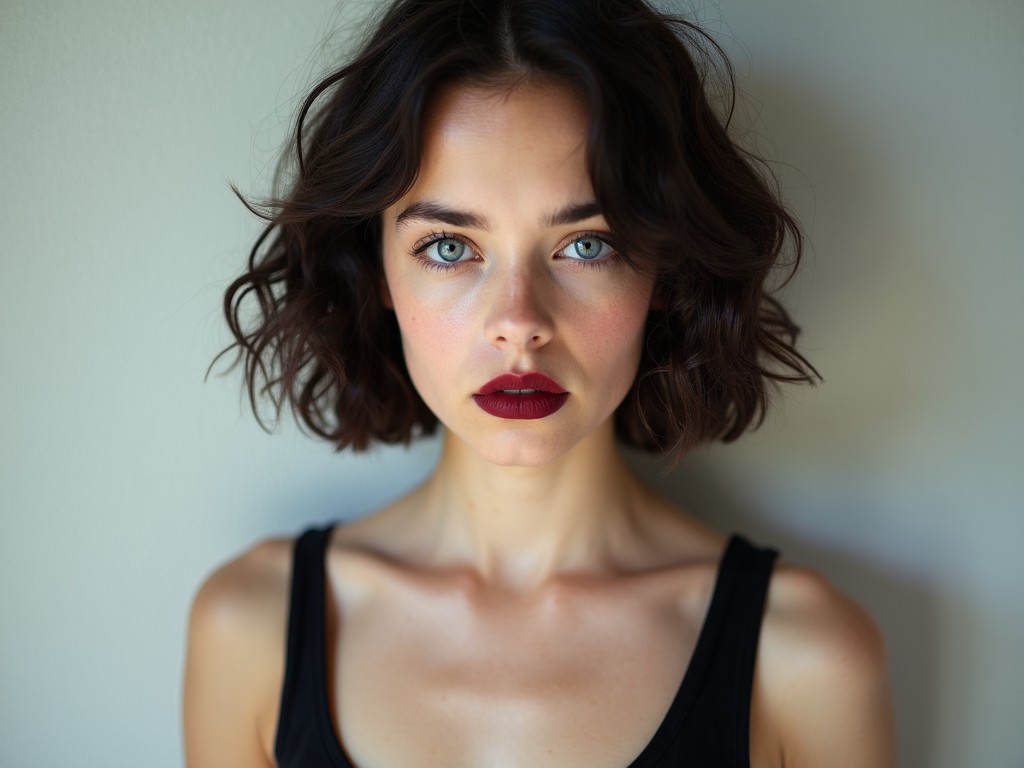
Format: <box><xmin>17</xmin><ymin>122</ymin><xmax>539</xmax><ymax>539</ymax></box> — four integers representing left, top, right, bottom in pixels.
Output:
<box><xmin>473</xmin><ymin>373</ymin><xmax>569</xmax><ymax>420</ymax></box>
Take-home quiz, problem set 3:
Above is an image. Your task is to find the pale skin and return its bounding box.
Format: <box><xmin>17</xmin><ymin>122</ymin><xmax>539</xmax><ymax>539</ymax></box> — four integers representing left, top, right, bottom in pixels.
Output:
<box><xmin>184</xmin><ymin>81</ymin><xmax>897</xmax><ymax>767</ymax></box>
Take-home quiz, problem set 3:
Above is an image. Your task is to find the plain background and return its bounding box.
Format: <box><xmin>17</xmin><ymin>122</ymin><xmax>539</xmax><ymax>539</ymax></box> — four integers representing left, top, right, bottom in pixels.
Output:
<box><xmin>1</xmin><ymin>0</ymin><xmax>1021</xmax><ymax>765</ymax></box>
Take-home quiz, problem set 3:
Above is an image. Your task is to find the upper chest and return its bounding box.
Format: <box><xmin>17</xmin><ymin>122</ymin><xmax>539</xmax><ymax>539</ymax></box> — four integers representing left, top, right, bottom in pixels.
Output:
<box><xmin>325</xmin><ymin>563</ymin><xmax>710</xmax><ymax>768</ymax></box>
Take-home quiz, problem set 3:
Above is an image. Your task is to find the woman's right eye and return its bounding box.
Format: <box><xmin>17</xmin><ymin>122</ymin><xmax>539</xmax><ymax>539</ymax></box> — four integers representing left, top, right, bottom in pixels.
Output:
<box><xmin>415</xmin><ymin>235</ymin><xmax>473</xmax><ymax>266</ymax></box>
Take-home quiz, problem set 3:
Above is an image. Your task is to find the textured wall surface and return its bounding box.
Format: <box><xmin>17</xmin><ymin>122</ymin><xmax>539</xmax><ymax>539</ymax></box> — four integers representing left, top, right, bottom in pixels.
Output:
<box><xmin>1</xmin><ymin>0</ymin><xmax>1021</xmax><ymax>765</ymax></box>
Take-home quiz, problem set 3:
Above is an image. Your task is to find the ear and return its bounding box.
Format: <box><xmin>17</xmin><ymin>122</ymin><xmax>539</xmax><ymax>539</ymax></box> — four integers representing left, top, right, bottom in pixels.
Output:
<box><xmin>379</xmin><ymin>273</ymin><xmax>394</xmax><ymax>310</ymax></box>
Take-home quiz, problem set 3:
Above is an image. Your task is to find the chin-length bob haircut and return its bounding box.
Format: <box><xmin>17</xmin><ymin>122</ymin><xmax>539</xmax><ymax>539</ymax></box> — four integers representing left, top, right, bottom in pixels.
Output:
<box><xmin>220</xmin><ymin>0</ymin><xmax>818</xmax><ymax>456</ymax></box>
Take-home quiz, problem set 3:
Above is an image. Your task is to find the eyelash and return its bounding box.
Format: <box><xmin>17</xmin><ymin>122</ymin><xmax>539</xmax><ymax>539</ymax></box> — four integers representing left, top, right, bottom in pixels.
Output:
<box><xmin>409</xmin><ymin>230</ymin><xmax>620</xmax><ymax>272</ymax></box>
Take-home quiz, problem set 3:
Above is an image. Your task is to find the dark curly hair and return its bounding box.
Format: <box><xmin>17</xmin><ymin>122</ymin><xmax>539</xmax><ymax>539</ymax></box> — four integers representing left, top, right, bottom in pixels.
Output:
<box><xmin>219</xmin><ymin>0</ymin><xmax>818</xmax><ymax>456</ymax></box>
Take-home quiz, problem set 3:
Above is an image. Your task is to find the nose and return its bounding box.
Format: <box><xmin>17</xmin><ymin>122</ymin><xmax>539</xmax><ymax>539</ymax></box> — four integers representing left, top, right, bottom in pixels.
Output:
<box><xmin>483</xmin><ymin>266</ymin><xmax>554</xmax><ymax>351</ymax></box>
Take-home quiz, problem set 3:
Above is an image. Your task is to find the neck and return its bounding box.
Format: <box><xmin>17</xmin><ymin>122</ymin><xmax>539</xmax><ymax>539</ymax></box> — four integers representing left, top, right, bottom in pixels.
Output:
<box><xmin>412</xmin><ymin>421</ymin><xmax>648</xmax><ymax>590</ymax></box>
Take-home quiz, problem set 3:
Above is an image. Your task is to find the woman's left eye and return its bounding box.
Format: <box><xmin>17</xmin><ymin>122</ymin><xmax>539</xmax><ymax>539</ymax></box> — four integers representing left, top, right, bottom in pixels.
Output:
<box><xmin>560</xmin><ymin>235</ymin><xmax>615</xmax><ymax>263</ymax></box>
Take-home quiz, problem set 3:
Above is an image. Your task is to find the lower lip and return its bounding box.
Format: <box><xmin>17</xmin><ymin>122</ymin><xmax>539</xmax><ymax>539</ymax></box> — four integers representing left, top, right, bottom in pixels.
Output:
<box><xmin>473</xmin><ymin>392</ymin><xmax>569</xmax><ymax>420</ymax></box>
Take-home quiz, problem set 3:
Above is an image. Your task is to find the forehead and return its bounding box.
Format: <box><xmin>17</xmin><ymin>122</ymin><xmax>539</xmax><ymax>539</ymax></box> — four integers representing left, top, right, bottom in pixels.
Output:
<box><xmin>408</xmin><ymin>80</ymin><xmax>593</xmax><ymax>202</ymax></box>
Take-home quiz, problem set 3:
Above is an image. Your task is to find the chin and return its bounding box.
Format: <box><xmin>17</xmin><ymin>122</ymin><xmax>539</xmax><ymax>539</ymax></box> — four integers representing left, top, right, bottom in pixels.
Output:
<box><xmin>466</xmin><ymin>415</ymin><xmax>622</xmax><ymax>468</ymax></box>
<box><xmin>456</xmin><ymin>427</ymin><xmax>582</xmax><ymax>468</ymax></box>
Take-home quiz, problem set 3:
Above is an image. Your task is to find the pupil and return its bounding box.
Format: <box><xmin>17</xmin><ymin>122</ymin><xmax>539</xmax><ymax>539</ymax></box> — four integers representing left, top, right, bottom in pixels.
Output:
<box><xmin>439</xmin><ymin>240</ymin><xmax>464</xmax><ymax>262</ymax></box>
<box><xmin>575</xmin><ymin>238</ymin><xmax>599</xmax><ymax>259</ymax></box>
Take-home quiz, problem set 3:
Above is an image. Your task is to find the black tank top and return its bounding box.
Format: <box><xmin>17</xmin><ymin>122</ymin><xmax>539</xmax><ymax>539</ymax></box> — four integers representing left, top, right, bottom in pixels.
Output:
<box><xmin>275</xmin><ymin>526</ymin><xmax>777</xmax><ymax>767</ymax></box>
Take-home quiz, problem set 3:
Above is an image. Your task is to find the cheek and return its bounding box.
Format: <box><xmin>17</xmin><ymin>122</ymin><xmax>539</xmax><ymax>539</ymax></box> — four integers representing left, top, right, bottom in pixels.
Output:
<box><xmin>389</xmin><ymin>274</ymin><xmax>477</xmax><ymax>360</ymax></box>
<box><xmin>405</xmin><ymin>319</ymin><xmax>447</xmax><ymax>356</ymax></box>
<box><xmin>392</xmin><ymin>302</ymin><xmax>463</xmax><ymax>393</ymax></box>
<box><xmin>578</xmin><ymin>287</ymin><xmax>652</xmax><ymax>365</ymax></box>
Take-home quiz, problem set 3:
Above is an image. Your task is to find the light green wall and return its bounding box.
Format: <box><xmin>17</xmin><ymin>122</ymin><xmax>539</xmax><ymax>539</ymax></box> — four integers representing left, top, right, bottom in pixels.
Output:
<box><xmin>1</xmin><ymin>1</ymin><xmax>1021</xmax><ymax>765</ymax></box>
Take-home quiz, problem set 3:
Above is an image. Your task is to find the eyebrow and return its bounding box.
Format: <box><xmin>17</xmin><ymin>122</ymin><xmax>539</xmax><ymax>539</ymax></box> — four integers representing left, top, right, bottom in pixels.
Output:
<box><xmin>394</xmin><ymin>200</ymin><xmax>603</xmax><ymax>230</ymax></box>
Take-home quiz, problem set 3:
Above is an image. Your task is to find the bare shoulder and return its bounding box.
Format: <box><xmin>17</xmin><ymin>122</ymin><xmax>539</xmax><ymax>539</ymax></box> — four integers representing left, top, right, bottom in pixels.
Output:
<box><xmin>183</xmin><ymin>537</ymin><xmax>295</xmax><ymax>767</ymax></box>
<box><xmin>189</xmin><ymin>537</ymin><xmax>293</xmax><ymax>631</ymax></box>
<box><xmin>754</xmin><ymin>563</ymin><xmax>897</xmax><ymax>768</ymax></box>
<box><xmin>763</xmin><ymin>564</ymin><xmax>887</xmax><ymax>671</ymax></box>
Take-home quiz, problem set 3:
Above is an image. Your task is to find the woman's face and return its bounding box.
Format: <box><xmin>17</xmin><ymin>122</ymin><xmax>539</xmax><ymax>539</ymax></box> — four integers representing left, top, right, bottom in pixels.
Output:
<box><xmin>381</xmin><ymin>80</ymin><xmax>655</xmax><ymax>466</ymax></box>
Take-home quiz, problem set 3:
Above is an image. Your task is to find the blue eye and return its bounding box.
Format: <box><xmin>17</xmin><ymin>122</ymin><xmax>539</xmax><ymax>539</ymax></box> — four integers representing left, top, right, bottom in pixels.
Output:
<box><xmin>427</xmin><ymin>238</ymin><xmax>468</xmax><ymax>263</ymax></box>
<box><xmin>563</xmin><ymin>236</ymin><xmax>613</xmax><ymax>262</ymax></box>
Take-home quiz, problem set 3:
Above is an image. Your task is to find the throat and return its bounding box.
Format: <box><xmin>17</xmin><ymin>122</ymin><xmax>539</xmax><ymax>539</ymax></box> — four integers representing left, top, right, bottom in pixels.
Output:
<box><xmin>417</xmin><ymin>444</ymin><xmax>646</xmax><ymax>590</ymax></box>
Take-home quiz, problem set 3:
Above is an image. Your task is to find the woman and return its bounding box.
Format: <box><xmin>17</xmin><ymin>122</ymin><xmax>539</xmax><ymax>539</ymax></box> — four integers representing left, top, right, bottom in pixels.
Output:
<box><xmin>184</xmin><ymin>0</ymin><xmax>896</xmax><ymax>765</ymax></box>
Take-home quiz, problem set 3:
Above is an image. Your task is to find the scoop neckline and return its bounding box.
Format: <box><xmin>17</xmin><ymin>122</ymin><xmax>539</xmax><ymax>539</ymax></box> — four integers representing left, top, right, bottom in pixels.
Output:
<box><xmin>307</xmin><ymin>527</ymin><xmax>743</xmax><ymax>768</ymax></box>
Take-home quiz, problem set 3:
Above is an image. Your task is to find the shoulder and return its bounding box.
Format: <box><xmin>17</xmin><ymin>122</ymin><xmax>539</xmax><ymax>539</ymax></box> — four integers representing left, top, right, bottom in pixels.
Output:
<box><xmin>762</xmin><ymin>563</ymin><xmax>886</xmax><ymax>670</ymax></box>
<box><xmin>754</xmin><ymin>563</ymin><xmax>897</xmax><ymax>768</ymax></box>
<box><xmin>183</xmin><ymin>537</ymin><xmax>296</xmax><ymax>766</ymax></box>
<box><xmin>188</xmin><ymin>537</ymin><xmax>294</xmax><ymax>645</ymax></box>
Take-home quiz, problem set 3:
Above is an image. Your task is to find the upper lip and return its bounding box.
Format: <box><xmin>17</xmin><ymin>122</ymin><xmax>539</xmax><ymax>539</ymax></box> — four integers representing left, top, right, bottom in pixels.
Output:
<box><xmin>474</xmin><ymin>372</ymin><xmax>567</xmax><ymax>396</ymax></box>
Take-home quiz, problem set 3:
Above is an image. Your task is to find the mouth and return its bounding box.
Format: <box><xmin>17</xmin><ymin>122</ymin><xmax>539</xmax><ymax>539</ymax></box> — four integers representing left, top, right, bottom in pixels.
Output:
<box><xmin>473</xmin><ymin>373</ymin><xmax>569</xmax><ymax>420</ymax></box>
<box><xmin>474</xmin><ymin>373</ymin><xmax>567</xmax><ymax>396</ymax></box>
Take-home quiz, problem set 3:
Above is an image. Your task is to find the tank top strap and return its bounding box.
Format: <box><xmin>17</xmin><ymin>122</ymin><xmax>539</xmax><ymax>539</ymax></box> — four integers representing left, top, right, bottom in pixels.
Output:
<box><xmin>275</xmin><ymin>525</ymin><xmax>350</xmax><ymax>766</ymax></box>
<box><xmin>711</xmin><ymin>535</ymin><xmax>779</xmax><ymax>766</ymax></box>
<box><xmin>630</xmin><ymin>534</ymin><xmax>778</xmax><ymax>768</ymax></box>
